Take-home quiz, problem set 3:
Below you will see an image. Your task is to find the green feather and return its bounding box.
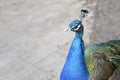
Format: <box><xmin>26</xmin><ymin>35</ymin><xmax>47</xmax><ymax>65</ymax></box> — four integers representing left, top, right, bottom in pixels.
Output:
<box><xmin>85</xmin><ymin>40</ymin><xmax>120</xmax><ymax>73</ymax></box>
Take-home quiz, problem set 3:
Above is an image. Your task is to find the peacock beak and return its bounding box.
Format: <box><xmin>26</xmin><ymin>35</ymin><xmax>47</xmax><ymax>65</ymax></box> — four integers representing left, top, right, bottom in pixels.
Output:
<box><xmin>64</xmin><ymin>27</ymin><xmax>71</xmax><ymax>32</ymax></box>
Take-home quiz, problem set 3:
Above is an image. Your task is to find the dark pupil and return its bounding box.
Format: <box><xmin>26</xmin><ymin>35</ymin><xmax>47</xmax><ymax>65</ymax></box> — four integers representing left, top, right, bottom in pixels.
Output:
<box><xmin>73</xmin><ymin>24</ymin><xmax>79</xmax><ymax>29</ymax></box>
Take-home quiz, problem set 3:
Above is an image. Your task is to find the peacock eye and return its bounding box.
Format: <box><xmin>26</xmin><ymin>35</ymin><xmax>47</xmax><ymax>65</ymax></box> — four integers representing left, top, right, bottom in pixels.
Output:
<box><xmin>74</xmin><ymin>25</ymin><xmax>78</xmax><ymax>29</ymax></box>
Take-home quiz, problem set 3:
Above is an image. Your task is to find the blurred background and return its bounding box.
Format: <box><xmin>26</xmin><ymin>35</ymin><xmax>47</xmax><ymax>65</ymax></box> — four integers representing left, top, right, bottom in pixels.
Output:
<box><xmin>0</xmin><ymin>0</ymin><xmax>120</xmax><ymax>80</ymax></box>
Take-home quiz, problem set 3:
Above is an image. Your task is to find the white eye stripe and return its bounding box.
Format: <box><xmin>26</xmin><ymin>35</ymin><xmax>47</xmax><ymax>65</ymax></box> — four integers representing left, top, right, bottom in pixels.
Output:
<box><xmin>71</xmin><ymin>24</ymin><xmax>80</xmax><ymax>29</ymax></box>
<box><xmin>78</xmin><ymin>25</ymin><xmax>81</xmax><ymax>28</ymax></box>
<box><xmin>71</xmin><ymin>26</ymin><xmax>75</xmax><ymax>29</ymax></box>
<box><xmin>74</xmin><ymin>25</ymin><xmax>81</xmax><ymax>30</ymax></box>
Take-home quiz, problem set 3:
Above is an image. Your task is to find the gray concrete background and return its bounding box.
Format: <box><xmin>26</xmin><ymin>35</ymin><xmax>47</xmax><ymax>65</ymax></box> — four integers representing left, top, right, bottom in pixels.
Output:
<box><xmin>0</xmin><ymin>0</ymin><xmax>119</xmax><ymax>80</ymax></box>
<box><xmin>90</xmin><ymin>0</ymin><xmax>120</xmax><ymax>44</ymax></box>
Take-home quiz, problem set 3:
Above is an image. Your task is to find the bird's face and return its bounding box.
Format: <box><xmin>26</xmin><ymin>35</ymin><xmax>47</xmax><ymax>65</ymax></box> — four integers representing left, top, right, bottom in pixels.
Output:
<box><xmin>64</xmin><ymin>20</ymin><xmax>83</xmax><ymax>33</ymax></box>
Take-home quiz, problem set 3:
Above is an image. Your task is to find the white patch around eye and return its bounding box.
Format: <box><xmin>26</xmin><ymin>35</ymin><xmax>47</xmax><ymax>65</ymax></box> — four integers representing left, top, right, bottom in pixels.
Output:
<box><xmin>70</xmin><ymin>26</ymin><xmax>75</xmax><ymax>29</ymax></box>
<box><xmin>74</xmin><ymin>25</ymin><xmax>81</xmax><ymax>31</ymax></box>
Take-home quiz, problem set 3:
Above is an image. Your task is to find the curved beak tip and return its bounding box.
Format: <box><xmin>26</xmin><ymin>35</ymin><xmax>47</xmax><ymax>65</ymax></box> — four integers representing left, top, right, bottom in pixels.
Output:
<box><xmin>64</xmin><ymin>27</ymin><xmax>70</xmax><ymax>32</ymax></box>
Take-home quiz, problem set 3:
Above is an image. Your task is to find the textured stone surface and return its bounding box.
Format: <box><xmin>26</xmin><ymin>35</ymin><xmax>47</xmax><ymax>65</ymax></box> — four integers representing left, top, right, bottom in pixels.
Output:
<box><xmin>0</xmin><ymin>0</ymin><xmax>119</xmax><ymax>80</ymax></box>
<box><xmin>90</xmin><ymin>0</ymin><xmax>120</xmax><ymax>44</ymax></box>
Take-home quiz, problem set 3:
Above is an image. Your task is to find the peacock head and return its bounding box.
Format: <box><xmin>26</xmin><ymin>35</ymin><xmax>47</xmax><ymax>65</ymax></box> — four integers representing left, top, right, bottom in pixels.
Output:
<box><xmin>64</xmin><ymin>20</ymin><xmax>83</xmax><ymax>33</ymax></box>
<box><xmin>64</xmin><ymin>9</ymin><xmax>89</xmax><ymax>33</ymax></box>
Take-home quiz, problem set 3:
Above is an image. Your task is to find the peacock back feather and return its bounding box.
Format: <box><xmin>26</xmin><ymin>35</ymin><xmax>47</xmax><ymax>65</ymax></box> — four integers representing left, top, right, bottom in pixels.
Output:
<box><xmin>85</xmin><ymin>40</ymin><xmax>120</xmax><ymax>73</ymax></box>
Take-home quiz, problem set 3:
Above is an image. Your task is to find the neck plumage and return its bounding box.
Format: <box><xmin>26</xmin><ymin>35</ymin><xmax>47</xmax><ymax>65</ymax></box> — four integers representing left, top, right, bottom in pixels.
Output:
<box><xmin>60</xmin><ymin>28</ymin><xmax>89</xmax><ymax>80</ymax></box>
<box><xmin>67</xmin><ymin>32</ymin><xmax>84</xmax><ymax>60</ymax></box>
<box><xmin>65</xmin><ymin>32</ymin><xmax>89</xmax><ymax>79</ymax></box>
<box><xmin>67</xmin><ymin>32</ymin><xmax>87</xmax><ymax>65</ymax></box>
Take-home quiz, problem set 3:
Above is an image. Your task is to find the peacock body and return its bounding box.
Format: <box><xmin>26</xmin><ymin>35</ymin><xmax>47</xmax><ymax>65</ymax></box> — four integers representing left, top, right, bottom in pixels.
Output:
<box><xmin>85</xmin><ymin>40</ymin><xmax>120</xmax><ymax>80</ymax></box>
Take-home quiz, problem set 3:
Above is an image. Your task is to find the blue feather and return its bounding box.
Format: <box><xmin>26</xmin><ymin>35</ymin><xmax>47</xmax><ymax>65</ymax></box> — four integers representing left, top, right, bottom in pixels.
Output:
<box><xmin>60</xmin><ymin>20</ymin><xmax>89</xmax><ymax>80</ymax></box>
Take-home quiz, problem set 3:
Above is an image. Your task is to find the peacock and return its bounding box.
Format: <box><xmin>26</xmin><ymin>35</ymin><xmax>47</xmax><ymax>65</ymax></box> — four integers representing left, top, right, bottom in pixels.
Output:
<box><xmin>60</xmin><ymin>9</ymin><xmax>120</xmax><ymax>80</ymax></box>
<box><xmin>60</xmin><ymin>9</ymin><xmax>89</xmax><ymax>80</ymax></box>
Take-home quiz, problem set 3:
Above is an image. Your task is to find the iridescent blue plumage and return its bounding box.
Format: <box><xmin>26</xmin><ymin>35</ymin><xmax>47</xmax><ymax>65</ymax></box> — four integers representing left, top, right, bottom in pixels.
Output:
<box><xmin>60</xmin><ymin>19</ymin><xmax>89</xmax><ymax>80</ymax></box>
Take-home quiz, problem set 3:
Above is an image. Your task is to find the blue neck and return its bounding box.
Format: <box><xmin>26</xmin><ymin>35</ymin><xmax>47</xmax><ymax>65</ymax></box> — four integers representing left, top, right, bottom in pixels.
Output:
<box><xmin>60</xmin><ymin>32</ymin><xmax>89</xmax><ymax>80</ymax></box>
